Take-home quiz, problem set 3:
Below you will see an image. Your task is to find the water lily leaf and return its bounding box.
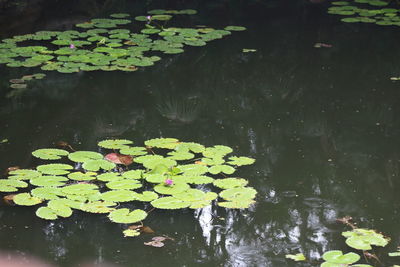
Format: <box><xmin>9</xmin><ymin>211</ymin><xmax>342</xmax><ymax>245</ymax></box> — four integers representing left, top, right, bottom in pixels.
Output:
<box><xmin>61</xmin><ymin>184</ymin><xmax>99</xmax><ymax>196</ymax></box>
<box><xmin>135</xmin><ymin>16</ymin><xmax>148</xmax><ymax>22</ymax></box>
<box><xmin>167</xmin><ymin>151</ymin><xmax>195</xmax><ymax>160</ymax></box>
<box><xmin>123</xmin><ymin>229</ymin><xmax>140</xmax><ymax>237</ymax></box>
<box><xmin>151</xmin><ymin>196</ymin><xmax>190</xmax><ymax>209</ymax></box>
<box><xmin>174</xmin><ymin>142</ymin><xmax>205</xmax><ymax>153</ymax></box>
<box><xmin>13</xmin><ymin>193</ymin><xmax>42</xmax><ymax>206</ymax></box>
<box><xmin>173</xmin><ymin>175</ymin><xmax>214</xmax><ymax>184</ymax></box>
<box><xmin>10</xmin><ymin>83</ymin><xmax>27</xmax><ymax>89</ymax></box>
<box><xmin>48</xmin><ymin>199</ymin><xmax>73</xmax><ymax>217</ymax></box>
<box><xmin>31</xmin><ymin>187</ymin><xmax>62</xmax><ymax>200</ymax></box>
<box><xmin>110</xmin><ymin>13</ymin><xmax>130</xmax><ymax>18</ymax></box>
<box><xmin>144</xmin><ymin>174</ymin><xmax>165</xmax><ymax>183</ymax></box>
<box><xmin>31</xmin><ymin>148</ymin><xmax>69</xmax><ymax>160</ymax></box>
<box><xmin>154</xmin><ymin>182</ymin><xmax>190</xmax><ymax>195</ymax></box>
<box><xmin>108</xmin><ymin>208</ymin><xmax>147</xmax><ymax>223</ymax></box>
<box><xmin>133</xmin><ymin>191</ymin><xmax>158</xmax><ymax>202</ymax></box>
<box><xmin>285</xmin><ymin>253</ymin><xmax>306</xmax><ymax>261</ymax></box>
<box><xmin>342</xmin><ymin>228</ymin><xmax>390</xmax><ymax>250</ymax></box>
<box><xmin>136</xmin><ymin>155</ymin><xmax>176</xmax><ymax>169</ymax></box>
<box><xmin>83</xmin><ymin>159</ymin><xmax>116</xmax><ymax>171</ymax></box>
<box><xmin>148</xmin><ymin>9</ymin><xmax>167</xmax><ymax>15</ymax></box>
<box><xmin>68</xmin><ymin>151</ymin><xmax>103</xmax><ymax>162</ymax></box>
<box><xmin>36</xmin><ymin>207</ymin><xmax>58</xmax><ymax>220</ymax></box>
<box><xmin>30</xmin><ymin>175</ymin><xmax>69</xmax><ymax>187</ymax></box>
<box><xmin>203</xmin><ymin>145</ymin><xmax>233</xmax><ymax>158</ymax></box>
<box><xmin>67</xmin><ymin>171</ymin><xmax>97</xmax><ymax>181</ymax></box>
<box><xmin>8</xmin><ymin>169</ymin><xmax>41</xmax><ymax>180</ymax></box>
<box><xmin>97</xmin><ymin>172</ymin><xmax>123</xmax><ymax>181</ymax></box>
<box><xmin>106</xmin><ymin>179</ymin><xmax>142</xmax><ymax>190</ymax></box>
<box><xmin>209</xmin><ymin>165</ymin><xmax>235</xmax><ymax>175</ymax></box>
<box><xmin>36</xmin><ymin>163</ymin><xmax>73</xmax><ymax>175</ymax></box>
<box><xmin>145</xmin><ymin>138</ymin><xmax>179</xmax><ymax>149</ymax></box>
<box><xmin>218</xmin><ymin>199</ymin><xmax>255</xmax><ymax>209</ymax></box>
<box><xmin>122</xmin><ymin>170</ymin><xmax>144</xmax><ymax>179</ymax></box>
<box><xmin>151</xmin><ymin>15</ymin><xmax>172</xmax><ymax>21</ymax></box>
<box><xmin>201</xmin><ymin>157</ymin><xmax>225</xmax><ymax>166</ymax></box>
<box><xmin>104</xmin><ymin>153</ymin><xmax>133</xmax><ymax>165</ymax></box>
<box><xmin>119</xmin><ymin>146</ymin><xmax>147</xmax><ymax>156</ymax></box>
<box><xmin>141</xmin><ymin>29</ymin><xmax>161</xmax><ymax>34</ymax></box>
<box><xmin>79</xmin><ymin>201</ymin><xmax>116</xmax><ymax>213</ymax></box>
<box><xmin>98</xmin><ymin>139</ymin><xmax>133</xmax><ymax>149</ymax></box>
<box><xmin>227</xmin><ymin>156</ymin><xmax>255</xmax><ymax>166</ymax></box>
<box><xmin>389</xmin><ymin>251</ymin><xmax>400</xmax><ymax>257</ymax></box>
<box><xmin>178</xmin><ymin>164</ymin><xmax>208</xmax><ymax>176</ymax></box>
<box><xmin>219</xmin><ymin>187</ymin><xmax>257</xmax><ymax>201</ymax></box>
<box><xmin>322</xmin><ymin>250</ymin><xmax>360</xmax><ymax>264</ymax></box>
<box><xmin>213</xmin><ymin>178</ymin><xmax>248</xmax><ymax>189</ymax></box>
<box><xmin>0</xmin><ymin>179</ymin><xmax>28</xmax><ymax>192</ymax></box>
<box><xmin>101</xmin><ymin>190</ymin><xmax>137</xmax><ymax>202</ymax></box>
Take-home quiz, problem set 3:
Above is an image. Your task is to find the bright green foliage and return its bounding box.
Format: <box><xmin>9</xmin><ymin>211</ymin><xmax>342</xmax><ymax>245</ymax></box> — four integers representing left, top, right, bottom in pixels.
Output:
<box><xmin>98</xmin><ymin>139</ymin><xmax>133</xmax><ymax>149</ymax></box>
<box><xmin>213</xmin><ymin>178</ymin><xmax>248</xmax><ymax>189</ymax></box>
<box><xmin>32</xmin><ymin>148</ymin><xmax>69</xmax><ymax>160</ymax></box>
<box><xmin>228</xmin><ymin>156</ymin><xmax>255</xmax><ymax>166</ymax></box>
<box><xmin>389</xmin><ymin>250</ymin><xmax>400</xmax><ymax>257</ymax></box>
<box><xmin>145</xmin><ymin>138</ymin><xmax>179</xmax><ymax>149</ymax></box>
<box><xmin>123</xmin><ymin>229</ymin><xmax>140</xmax><ymax>237</ymax></box>
<box><xmin>8</xmin><ymin>169</ymin><xmax>41</xmax><ymax>180</ymax></box>
<box><xmin>342</xmin><ymin>228</ymin><xmax>390</xmax><ymax>250</ymax></box>
<box><xmin>13</xmin><ymin>193</ymin><xmax>43</xmax><ymax>206</ymax></box>
<box><xmin>108</xmin><ymin>208</ymin><xmax>147</xmax><ymax>223</ymax></box>
<box><xmin>30</xmin><ymin>175</ymin><xmax>69</xmax><ymax>187</ymax></box>
<box><xmin>82</xmin><ymin>159</ymin><xmax>116</xmax><ymax>171</ymax></box>
<box><xmin>36</xmin><ymin>163</ymin><xmax>73</xmax><ymax>175</ymax></box>
<box><xmin>1</xmin><ymin>138</ymin><xmax>255</xmax><ymax>228</ymax></box>
<box><xmin>285</xmin><ymin>253</ymin><xmax>306</xmax><ymax>261</ymax></box>
<box><xmin>68</xmin><ymin>151</ymin><xmax>103</xmax><ymax>162</ymax></box>
<box><xmin>321</xmin><ymin>250</ymin><xmax>361</xmax><ymax>267</ymax></box>
<box><xmin>68</xmin><ymin>171</ymin><xmax>97</xmax><ymax>181</ymax></box>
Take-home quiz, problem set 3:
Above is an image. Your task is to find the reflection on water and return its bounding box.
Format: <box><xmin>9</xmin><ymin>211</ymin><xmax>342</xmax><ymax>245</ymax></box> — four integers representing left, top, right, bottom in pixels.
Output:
<box><xmin>0</xmin><ymin>0</ymin><xmax>400</xmax><ymax>266</ymax></box>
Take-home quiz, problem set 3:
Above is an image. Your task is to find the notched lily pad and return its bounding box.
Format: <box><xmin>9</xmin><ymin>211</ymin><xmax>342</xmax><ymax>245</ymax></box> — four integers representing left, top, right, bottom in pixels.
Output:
<box><xmin>32</xmin><ymin>148</ymin><xmax>69</xmax><ymax>160</ymax></box>
<box><xmin>108</xmin><ymin>208</ymin><xmax>147</xmax><ymax>223</ymax></box>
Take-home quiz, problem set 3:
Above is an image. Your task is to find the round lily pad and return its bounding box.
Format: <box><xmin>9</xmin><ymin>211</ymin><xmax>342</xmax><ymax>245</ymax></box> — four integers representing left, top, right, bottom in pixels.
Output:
<box><xmin>36</xmin><ymin>163</ymin><xmax>73</xmax><ymax>175</ymax></box>
<box><xmin>98</xmin><ymin>139</ymin><xmax>133</xmax><ymax>149</ymax></box>
<box><xmin>108</xmin><ymin>208</ymin><xmax>147</xmax><ymax>223</ymax></box>
<box><xmin>13</xmin><ymin>193</ymin><xmax>42</xmax><ymax>206</ymax></box>
<box><xmin>68</xmin><ymin>151</ymin><xmax>103</xmax><ymax>162</ymax></box>
<box><xmin>213</xmin><ymin>178</ymin><xmax>248</xmax><ymax>189</ymax></box>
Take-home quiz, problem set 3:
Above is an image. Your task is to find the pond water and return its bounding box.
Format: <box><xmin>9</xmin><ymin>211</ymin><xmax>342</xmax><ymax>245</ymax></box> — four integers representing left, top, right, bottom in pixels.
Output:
<box><xmin>0</xmin><ymin>0</ymin><xmax>400</xmax><ymax>266</ymax></box>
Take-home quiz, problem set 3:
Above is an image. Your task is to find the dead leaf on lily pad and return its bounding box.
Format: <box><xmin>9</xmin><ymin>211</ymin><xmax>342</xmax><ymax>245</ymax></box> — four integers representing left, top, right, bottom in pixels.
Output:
<box><xmin>105</xmin><ymin>153</ymin><xmax>133</xmax><ymax>166</ymax></box>
<box><xmin>3</xmin><ymin>194</ymin><xmax>15</xmax><ymax>205</ymax></box>
<box><xmin>144</xmin><ymin>241</ymin><xmax>164</xmax><ymax>247</ymax></box>
<box><xmin>128</xmin><ymin>224</ymin><xmax>155</xmax><ymax>234</ymax></box>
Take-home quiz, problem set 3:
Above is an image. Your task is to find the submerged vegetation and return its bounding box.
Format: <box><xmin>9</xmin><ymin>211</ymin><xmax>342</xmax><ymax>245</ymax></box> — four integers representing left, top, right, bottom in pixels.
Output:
<box><xmin>0</xmin><ymin>9</ymin><xmax>246</xmax><ymax>74</ymax></box>
<box><xmin>0</xmin><ymin>138</ymin><xmax>256</xmax><ymax>234</ymax></box>
<box><xmin>328</xmin><ymin>0</ymin><xmax>400</xmax><ymax>26</ymax></box>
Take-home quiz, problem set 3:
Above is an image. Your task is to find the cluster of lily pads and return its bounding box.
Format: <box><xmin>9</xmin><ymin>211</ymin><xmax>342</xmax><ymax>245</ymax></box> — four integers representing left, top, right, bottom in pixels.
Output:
<box><xmin>0</xmin><ymin>9</ymin><xmax>246</xmax><ymax>73</ymax></box>
<box><xmin>286</xmin><ymin>217</ymin><xmax>396</xmax><ymax>266</ymax></box>
<box><xmin>7</xmin><ymin>73</ymin><xmax>46</xmax><ymax>98</ymax></box>
<box><xmin>0</xmin><ymin>138</ymin><xmax>256</xmax><ymax>229</ymax></box>
<box><xmin>328</xmin><ymin>0</ymin><xmax>400</xmax><ymax>26</ymax></box>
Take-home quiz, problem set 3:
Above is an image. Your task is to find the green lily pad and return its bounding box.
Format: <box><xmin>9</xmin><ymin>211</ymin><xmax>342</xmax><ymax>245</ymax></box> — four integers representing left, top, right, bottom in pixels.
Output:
<box><xmin>106</xmin><ymin>179</ymin><xmax>142</xmax><ymax>190</ymax></box>
<box><xmin>209</xmin><ymin>165</ymin><xmax>236</xmax><ymax>175</ymax></box>
<box><xmin>145</xmin><ymin>138</ymin><xmax>179</xmax><ymax>149</ymax></box>
<box><xmin>47</xmin><ymin>199</ymin><xmax>73</xmax><ymax>217</ymax></box>
<box><xmin>98</xmin><ymin>139</ymin><xmax>133</xmax><ymax>149</ymax></box>
<box><xmin>83</xmin><ymin>159</ymin><xmax>116</xmax><ymax>171</ymax></box>
<box><xmin>97</xmin><ymin>172</ymin><xmax>123</xmax><ymax>181</ymax></box>
<box><xmin>203</xmin><ymin>145</ymin><xmax>233</xmax><ymax>158</ymax></box>
<box><xmin>151</xmin><ymin>196</ymin><xmax>190</xmax><ymax>209</ymax></box>
<box><xmin>101</xmin><ymin>190</ymin><xmax>137</xmax><ymax>202</ymax></box>
<box><xmin>133</xmin><ymin>191</ymin><xmax>159</xmax><ymax>202</ymax></box>
<box><xmin>61</xmin><ymin>184</ymin><xmax>99</xmax><ymax>195</ymax></box>
<box><xmin>68</xmin><ymin>151</ymin><xmax>103</xmax><ymax>162</ymax></box>
<box><xmin>108</xmin><ymin>208</ymin><xmax>147</xmax><ymax>223</ymax></box>
<box><xmin>36</xmin><ymin>163</ymin><xmax>73</xmax><ymax>175</ymax></box>
<box><xmin>68</xmin><ymin>171</ymin><xmax>97</xmax><ymax>181</ymax></box>
<box><xmin>122</xmin><ymin>170</ymin><xmax>144</xmax><ymax>179</ymax></box>
<box><xmin>174</xmin><ymin>142</ymin><xmax>205</xmax><ymax>153</ymax></box>
<box><xmin>0</xmin><ymin>179</ymin><xmax>28</xmax><ymax>192</ymax></box>
<box><xmin>219</xmin><ymin>187</ymin><xmax>257</xmax><ymax>201</ymax></box>
<box><xmin>119</xmin><ymin>146</ymin><xmax>147</xmax><ymax>156</ymax></box>
<box><xmin>342</xmin><ymin>228</ymin><xmax>390</xmax><ymax>250</ymax></box>
<box><xmin>224</xmin><ymin>26</ymin><xmax>246</xmax><ymax>31</ymax></box>
<box><xmin>31</xmin><ymin>148</ymin><xmax>69</xmax><ymax>160</ymax></box>
<box><xmin>123</xmin><ymin>229</ymin><xmax>140</xmax><ymax>237</ymax></box>
<box><xmin>217</xmin><ymin>199</ymin><xmax>255</xmax><ymax>209</ymax></box>
<box><xmin>227</xmin><ymin>156</ymin><xmax>255</xmax><ymax>166</ymax></box>
<box><xmin>178</xmin><ymin>164</ymin><xmax>208</xmax><ymax>176</ymax></box>
<box><xmin>110</xmin><ymin>13</ymin><xmax>130</xmax><ymax>18</ymax></box>
<box><xmin>154</xmin><ymin>182</ymin><xmax>190</xmax><ymax>195</ymax></box>
<box><xmin>167</xmin><ymin>151</ymin><xmax>195</xmax><ymax>160</ymax></box>
<box><xmin>213</xmin><ymin>178</ymin><xmax>248</xmax><ymax>189</ymax></box>
<box><xmin>30</xmin><ymin>175</ymin><xmax>69</xmax><ymax>187</ymax></box>
<box><xmin>285</xmin><ymin>253</ymin><xmax>306</xmax><ymax>262</ymax></box>
<box><xmin>8</xmin><ymin>169</ymin><xmax>41</xmax><ymax>180</ymax></box>
<box><xmin>36</xmin><ymin>207</ymin><xmax>58</xmax><ymax>220</ymax></box>
<box><xmin>322</xmin><ymin>250</ymin><xmax>360</xmax><ymax>265</ymax></box>
<box><xmin>79</xmin><ymin>201</ymin><xmax>116</xmax><ymax>213</ymax></box>
<box><xmin>31</xmin><ymin>187</ymin><xmax>62</xmax><ymax>200</ymax></box>
<box><xmin>13</xmin><ymin>193</ymin><xmax>42</xmax><ymax>206</ymax></box>
<box><xmin>173</xmin><ymin>175</ymin><xmax>214</xmax><ymax>184</ymax></box>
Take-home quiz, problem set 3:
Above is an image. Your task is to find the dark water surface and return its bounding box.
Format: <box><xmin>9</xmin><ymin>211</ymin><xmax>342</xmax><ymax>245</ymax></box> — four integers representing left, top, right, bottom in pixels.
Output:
<box><xmin>0</xmin><ymin>1</ymin><xmax>399</xmax><ymax>266</ymax></box>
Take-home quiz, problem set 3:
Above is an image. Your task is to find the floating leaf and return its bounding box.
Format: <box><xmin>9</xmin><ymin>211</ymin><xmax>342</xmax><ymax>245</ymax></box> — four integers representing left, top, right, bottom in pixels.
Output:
<box><xmin>133</xmin><ymin>191</ymin><xmax>158</xmax><ymax>202</ymax></box>
<box><xmin>104</xmin><ymin>153</ymin><xmax>133</xmax><ymax>165</ymax></box>
<box><xmin>342</xmin><ymin>228</ymin><xmax>390</xmax><ymax>250</ymax></box>
<box><xmin>68</xmin><ymin>151</ymin><xmax>103</xmax><ymax>162</ymax></box>
<box><xmin>32</xmin><ymin>148</ymin><xmax>69</xmax><ymax>160</ymax></box>
<box><xmin>209</xmin><ymin>165</ymin><xmax>235</xmax><ymax>175</ymax></box>
<box><xmin>98</xmin><ymin>139</ymin><xmax>133</xmax><ymax>149</ymax></box>
<box><xmin>61</xmin><ymin>184</ymin><xmax>99</xmax><ymax>196</ymax></box>
<box><xmin>108</xmin><ymin>208</ymin><xmax>147</xmax><ymax>223</ymax></box>
<box><xmin>322</xmin><ymin>250</ymin><xmax>360</xmax><ymax>265</ymax></box>
<box><xmin>83</xmin><ymin>159</ymin><xmax>116</xmax><ymax>171</ymax></box>
<box><xmin>224</xmin><ymin>26</ymin><xmax>246</xmax><ymax>31</ymax></box>
<box><xmin>110</xmin><ymin>13</ymin><xmax>130</xmax><ymax>18</ymax></box>
<box><xmin>97</xmin><ymin>172</ymin><xmax>123</xmax><ymax>181</ymax></box>
<box><xmin>8</xmin><ymin>169</ymin><xmax>41</xmax><ymax>180</ymax></box>
<box><xmin>36</xmin><ymin>163</ymin><xmax>73</xmax><ymax>175</ymax></box>
<box><xmin>13</xmin><ymin>193</ymin><xmax>42</xmax><ymax>206</ymax></box>
<box><xmin>203</xmin><ymin>145</ymin><xmax>233</xmax><ymax>158</ymax></box>
<box><xmin>48</xmin><ymin>199</ymin><xmax>73</xmax><ymax>217</ymax></box>
<box><xmin>101</xmin><ymin>190</ymin><xmax>137</xmax><ymax>202</ymax></box>
<box><xmin>173</xmin><ymin>175</ymin><xmax>214</xmax><ymax>184</ymax></box>
<box><xmin>145</xmin><ymin>138</ymin><xmax>179</xmax><ymax>149</ymax></box>
<box><xmin>167</xmin><ymin>151</ymin><xmax>195</xmax><ymax>160</ymax></box>
<box><xmin>30</xmin><ymin>175</ymin><xmax>69</xmax><ymax>187</ymax></box>
<box><xmin>213</xmin><ymin>178</ymin><xmax>248</xmax><ymax>189</ymax></box>
<box><xmin>79</xmin><ymin>201</ymin><xmax>116</xmax><ymax>213</ymax></box>
<box><xmin>178</xmin><ymin>164</ymin><xmax>208</xmax><ymax>176</ymax></box>
<box><xmin>119</xmin><ymin>146</ymin><xmax>147</xmax><ymax>156</ymax></box>
<box><xmin>68</xmin><ymin>171</ymin><xmax>97</xmax><ymax>181</ymax></box>
<box><xmin>153</xmin><ymin>182</ymin><xmax>190</xmax><ymax>195</ymax></box>
<box><xmin>31</xmin><ymin>187</ymin><xmax>61</xmax><ymax>200</ymax></box>
<box><xmin>36</xmin><ymin>207</ymin><xmax>58</xmax><ymax>220</ymax></box>
<box><xmin>122</xmin><ymin>170</ymin><xmax>144</xmax><ymax>179</ymax></box>
<box><xmin>217</xmin><ymin>199</ymin><xmax>255</xmax><ymax>209</ymax></box>
<box><xmin>219</xmin><ymin>187</ymin><xmax>257</xmax><ymax>201</ymax></box>
<box><xmin>123</xmin><ymin>229</ymin><xmax>140</xmax><ymax>237</ymax></box>
<box><xmin>106</xmin><ymin>179</ymin><xmax>142</xmax><ymax>190</ymax></box>
<box><xmin>0</xmin><ymin>179</ymin><xmax>28</xmax><ymax>192</ymax></box>
<box><xmin>227</xmin><ymin>156</ymin><xmax>255</xmax><ymax>166</ymax></box>
<box><xmin>285</xmin><ymin>253</ymin><xmax>306</xmax><ymax>261</ymax></box>
<box><xmin>151</xmin><ymin>196</ymin><xmax>190</xmax><ymax>209</ymax></box>
<box><xmin>174</xmin><ymin>142</ymin><xmax>205</xmax><ymax>153</ymax></box>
